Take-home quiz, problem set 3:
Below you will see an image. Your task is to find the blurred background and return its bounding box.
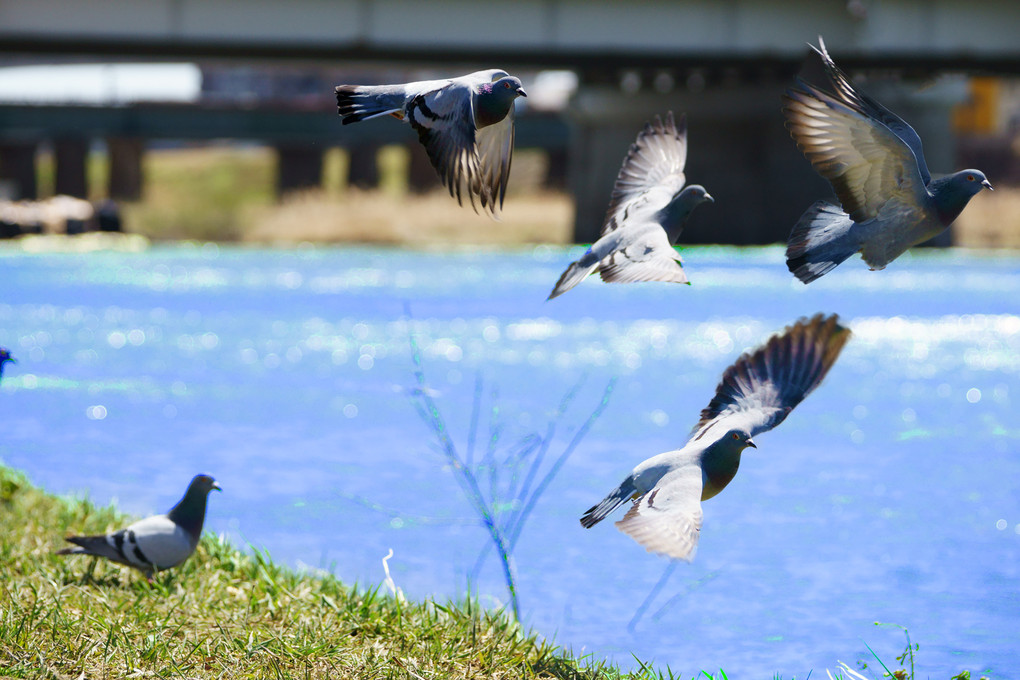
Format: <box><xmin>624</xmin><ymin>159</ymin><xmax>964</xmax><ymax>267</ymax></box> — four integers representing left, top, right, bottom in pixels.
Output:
<box><xmin>1</xmin><ymin>0</ymin><xmax>1019</xmax><ymax>249</ymax></box>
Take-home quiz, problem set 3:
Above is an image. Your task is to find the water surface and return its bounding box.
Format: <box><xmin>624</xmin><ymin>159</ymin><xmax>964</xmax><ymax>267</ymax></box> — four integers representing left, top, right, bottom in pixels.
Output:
<box><xmin>1</xmin><ymin>243</ymin><xmax>1018</xmax><ymax>676</ymax></box>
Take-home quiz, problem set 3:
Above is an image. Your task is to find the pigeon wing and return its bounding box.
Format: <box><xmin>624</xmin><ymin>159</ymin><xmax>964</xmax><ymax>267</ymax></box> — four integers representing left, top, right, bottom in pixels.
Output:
<box><xmin>615</xmin><ymin>464</ymin><xmax>704</xmax><ymax>561</ymax></box>
<box><xmin>783</xmin><ymin>79</ymin><xmax>930</xmax><ymax>224</ymax></box>
<box><xmin>407</xmin><ymin>81</ymin><xmax>485</xmax><ymax>211</ymax></box>
<box><xmin>598</xmin><ymin>227</ymin><xmax>689</xmax><ymax>285</ymax></box>
<box><xmin>601</xmin><ymin>112</ymin><xmax>688</xmax><ymax>237</ymax></box>
<box><xmin>691</xmin><ymin>313</ymin><xmax>851</xmax><ymax>441</ymax></box>
<box><xmin>812</xmin><ymin>38</ymin><xmax>931</xmax><ymax>186</ymax></box>
<box><xmin>474</xmin><ymin>101</ymin><xmax>515</xmax><ymax>216</ymax></box>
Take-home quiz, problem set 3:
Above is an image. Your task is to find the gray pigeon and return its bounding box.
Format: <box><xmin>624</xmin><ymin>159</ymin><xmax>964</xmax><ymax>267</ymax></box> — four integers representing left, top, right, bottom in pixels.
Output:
<box><xmin>580</xmin><ymin>314</ymin><xmax>850</xmax><ymax>561</ymax></box>
<box><xmin>57</xmin><ymin>474</ymin><xmax>221</xmax><ymax>579</ymax></box>
<box><xmin>335</xmin><ymin>69</ymin><xmax>527</xmax><ymax>217</ymax></box>
<box><xmin>548</xmin><ymin>112</ymin><xmax>713</xmax><ymax>300</ymax></box>
<box><xmin>783</xmin><ymin>37</ymin><xmax>992</xmax><ymax>284</ymax></box>
<box><xmin>0</xmin><ymin>347</ymin><xmax>14</xmax><ymax>383</ymax></box>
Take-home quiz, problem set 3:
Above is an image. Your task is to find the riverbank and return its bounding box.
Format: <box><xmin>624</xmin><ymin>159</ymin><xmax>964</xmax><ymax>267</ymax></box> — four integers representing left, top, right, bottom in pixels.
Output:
<box><xmin>0</xmin><ymin>465</ymin><xmax>682</xmax><ymax>679</ymax></box>
<box><xmin>26</xmin><ymin>145</ymin><xmax>1020</xmax><ymax>247</ymax></box>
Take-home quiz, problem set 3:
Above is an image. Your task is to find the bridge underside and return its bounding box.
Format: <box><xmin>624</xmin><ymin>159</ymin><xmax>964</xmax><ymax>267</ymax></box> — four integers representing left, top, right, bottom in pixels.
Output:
<box><xmin>2</xmin><ymin>0</ymin><xmax>1019</xmax><ymax>76</ymax></box>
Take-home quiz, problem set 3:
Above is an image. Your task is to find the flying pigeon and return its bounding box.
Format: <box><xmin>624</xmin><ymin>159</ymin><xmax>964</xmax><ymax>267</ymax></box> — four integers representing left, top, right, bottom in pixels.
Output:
<box><xmin>548</xmin><ymin>112</ymin><xmax>713</xmax><ymax>300</ymax></box>
<box><xmin>782</xmin><ymin>37</ymin><xmax>991</xmax><ymax>284</ymax></box>
<box><xmin>0</xmin><ymin>348</ymin><xmax>14</xmax><ymax>382</ymax></box>
<box><xmin>57</xmin><ymin>474</ymin><xmax>221</xmax><ymax>578</ymax></box>
<box><xmin>335</xmin><ymin>69</ymin><xmax>527</xmax><ymax>217</ymax></box>
<box><xmin>580</xmin><ymin>314</ymin><xmax>850</xmax><ymax>561</ymax></box>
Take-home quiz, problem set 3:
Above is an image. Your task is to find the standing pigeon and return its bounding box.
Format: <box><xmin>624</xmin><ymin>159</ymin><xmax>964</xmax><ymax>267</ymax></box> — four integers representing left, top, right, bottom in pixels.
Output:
<box><xmin>335</xmin><ymin>69</ymin><xmax>527</xmax><ymax>217</ymax></box>
<box><xmin>782</xmin><ymin>38</ymin><xmax>991</xmax><ymax>284</ymax></box>
<box><xmin>548</xmin><ymin>112</ymin><xmax>713</xmax><ymax>300</ymax></box>
<box><xmin>57</xmin><ymin>474</ymin><xmax>221</xmax><ymax>579</ymax></box>
<box><xmin>580</xmin><ymin>314</ymin><xmax>850</xmax><ymax>561</ymax></box>
<box><xmin>0</xmin><ymin>348</ymin><xmax>14</xmax><ymax>383</ymax></box>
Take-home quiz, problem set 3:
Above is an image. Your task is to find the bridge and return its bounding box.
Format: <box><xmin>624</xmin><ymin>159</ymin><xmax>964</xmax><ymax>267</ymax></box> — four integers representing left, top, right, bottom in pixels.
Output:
<box><xmin>1</xmin><ymin>0</ymin><xmax>1017</xmax><ymax>243</ymax></box>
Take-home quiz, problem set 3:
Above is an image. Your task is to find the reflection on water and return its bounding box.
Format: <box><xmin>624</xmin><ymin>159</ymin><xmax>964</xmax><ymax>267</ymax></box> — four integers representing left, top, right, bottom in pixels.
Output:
<box><xmin>1</xmin><ymin>244</ymin><xmax>1018</xmax><ymax>676</ymax></box>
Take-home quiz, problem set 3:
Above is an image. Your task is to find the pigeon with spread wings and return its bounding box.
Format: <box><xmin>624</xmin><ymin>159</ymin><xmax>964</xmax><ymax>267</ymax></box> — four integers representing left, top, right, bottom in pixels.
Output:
<box><xmin>580</xmin><ymin>314</ymin><xmax>850</xmax><ymax>561</ymax></box>
<box><xmin>783</xmin><ymin>38</ymin><xmax>991</xmax><ymax>283</ymax></box>
<box><xmin>335</xmin><ymin>69</ymin><xmax>526</xmax><ymax>218</ymax></box>
<box><xmin>548</xmin><ymin>112</ymin><xmax>713</xmax><ymax>299</ymax></box>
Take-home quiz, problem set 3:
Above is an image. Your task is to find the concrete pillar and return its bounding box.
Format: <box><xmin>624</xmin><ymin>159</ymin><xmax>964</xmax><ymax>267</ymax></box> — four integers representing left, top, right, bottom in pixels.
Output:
<box><xmin>406</xmin><ymin>143</ymin><xmax>441</xmax><ymax>193</ymax></box>
<box><xmin>275</xmin><ymin>143</ymin><xmax>323</xmax><ymax>197</ymax></box>
<box><xmin>567</xmin><ymin>84</ymin><xmax>827</xmax><ymax>245</ymax></box>
<box><xmin>544</xmin><ymin>147</ymin><xmax>569</xmax><ymax>191</ymax></box>
<box><xmin>108</xmin><ymin>137</ymin><xmax>144</xmax><ymax>201</ymax></box>
<box><xmin>54</xmin><ymin>138</ymin><xmax>89</xmax><ymax>198</ymax></box>
<box><xmin>0</xmin><ymin>141</ymin><xmax>38</xmax><ymax>200</ymax></box>
<box><xmin>347</xmin><ymin>144</ymin><xmax>380</xmax><ymax>189</ymax></box>
<box><xmin>565</xmin><ymin>78</ymin><xmax>963</xmax><ymax>247</ymax></box>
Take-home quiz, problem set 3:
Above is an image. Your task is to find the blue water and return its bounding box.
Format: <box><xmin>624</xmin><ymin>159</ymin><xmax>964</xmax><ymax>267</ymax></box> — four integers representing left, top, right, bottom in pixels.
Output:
<box><xmin>2</xmin><ymin>242</ymin><xmax>1018</xmax><ymax>677</ymax></box>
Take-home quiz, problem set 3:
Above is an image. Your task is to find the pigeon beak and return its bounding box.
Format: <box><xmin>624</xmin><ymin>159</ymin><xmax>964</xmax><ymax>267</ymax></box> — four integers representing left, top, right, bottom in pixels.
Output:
<box><xmin>212</xmin><ymin>481</ymin><xmax>222</xmax><ymax>492</ymax></box>
<box><xmin>745</xmin><ymin>438</ymin><xmax>757</xmax><ymax>449</ymax></box>
<box><xmin>981</xmin><ymin>179</ymin><xmax>993</xmax><ymax>191</ymax></box>
<box><xmin>704</xmin><ymin>192</ymin><xmax>715</xmax><ymax>203</ymax></box>
<box><xmin>516</xmin><ymin>87</ymin><xmax>528</xmax><ymax>98</ymax></box>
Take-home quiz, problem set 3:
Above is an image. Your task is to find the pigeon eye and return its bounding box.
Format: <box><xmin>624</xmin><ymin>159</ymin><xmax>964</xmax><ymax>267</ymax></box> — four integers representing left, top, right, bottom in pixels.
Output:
<box><xmin>967</xmin><ymin>175</ymin><xmax>975</xmax><ymax>181</ymax></box>
<box><xmin>731</xmin><ymin>432</ymin><xmax>740</xmax><ymax>440</ymax></box>
<box><xmin>503</xmin><ymin>82</ymin><xmax>512</xmax><ymax>89</ymax></box>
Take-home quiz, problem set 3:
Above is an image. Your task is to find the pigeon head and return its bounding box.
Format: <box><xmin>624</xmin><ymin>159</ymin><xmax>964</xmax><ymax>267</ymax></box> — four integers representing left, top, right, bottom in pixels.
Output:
<box><xmin>166</xmin><ymin>474</ymin><xmax>221</xmax><ymax>545</ymax></box>
<box><xmin>476</xmin><ymin>75</ymin><xmax>527</xmax><ymax>128</ymax></box>
<box><xmin>659</xmin><ymin>184</ymin><xmax>714</xmax><ymax>244</ymax></box>
<box><xmin>678</xmin><ymin>185</ymin><xmax>713</xmax><ymax>207</ymax></box>
<box><xmin>722</xmin><ymin>427</ymin><xmax>756</xmax><ymax>452</ymax></box>
<box><xmin>931</xmin><ymin>169</ymin><xmax>992</xmax><ymax>225</ymax></box>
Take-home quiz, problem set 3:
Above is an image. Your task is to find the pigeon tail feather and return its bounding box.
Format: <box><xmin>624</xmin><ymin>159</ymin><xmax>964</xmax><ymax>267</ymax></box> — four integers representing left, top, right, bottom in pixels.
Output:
<box><xmin>580</xmin><ymin>476</ymin><xmax>637</xmax><ymax>528</ymax></box>
<box><xmin>548</xmin><ymin>252</ymin><xmax>600</xmax><ymax>300</ymax></box>
<box><xmin>786</xmin><ymin>201</ymin><xmax>860</xmax><ymax>284</ymax></box>
<box><xmin>335</xmin><ymin>85</ymin><xmax>406</xmax><ymax>125</ymax></box>
<box><xmin>57</xmin><ymin>535</ymin><xmax>126</xmax><ymax>563</ymax></box>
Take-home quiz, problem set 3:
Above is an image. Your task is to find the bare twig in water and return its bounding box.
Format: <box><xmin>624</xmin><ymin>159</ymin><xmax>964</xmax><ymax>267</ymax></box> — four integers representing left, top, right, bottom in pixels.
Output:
<box><xmin>407</xmin><ymin>327</ymin><xmax>614</xmax><ymax>621</ymax></box>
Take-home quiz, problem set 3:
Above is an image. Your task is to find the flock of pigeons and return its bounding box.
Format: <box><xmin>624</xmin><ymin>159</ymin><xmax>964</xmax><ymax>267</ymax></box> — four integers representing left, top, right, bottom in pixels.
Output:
<box><xmin>9</xmin><ymin>37</ymin><xmax>993</xmax><ymax>577</ymax></box>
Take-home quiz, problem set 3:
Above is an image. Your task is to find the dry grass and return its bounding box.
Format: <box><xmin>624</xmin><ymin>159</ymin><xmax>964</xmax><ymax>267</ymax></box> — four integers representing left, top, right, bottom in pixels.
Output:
<box><xmin>242</xmin><ymin>188</ymin><xmax>573</xmax><ymax>246</ymax></box>
<box><xmin>953</xmin><ymin>187</ymin><xmax>1020</xmax><ymax>248</ymax></box>
<box><xmin>115</xmin><ymin>145</ymin><xmax>575</xmax><ymax>246</ymax></box>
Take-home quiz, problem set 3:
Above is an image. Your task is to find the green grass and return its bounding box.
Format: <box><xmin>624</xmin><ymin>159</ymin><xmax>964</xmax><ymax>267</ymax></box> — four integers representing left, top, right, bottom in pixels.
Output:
<box><xmin>0</xmin><ymin>465</ymin><xmax>690</xmax><ymax>679</ymax></box>
<box><xmin>0</xmin><ymin>466</ymin><xmax>988</xmax><ymax>679</ymax></box>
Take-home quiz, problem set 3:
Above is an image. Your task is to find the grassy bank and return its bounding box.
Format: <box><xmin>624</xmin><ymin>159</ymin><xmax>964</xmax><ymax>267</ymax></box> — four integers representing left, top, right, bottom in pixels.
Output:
<box><xmin>0</xmin><ymin>465</ymin><xmax>688</xmax><ymax>679</ymax></box>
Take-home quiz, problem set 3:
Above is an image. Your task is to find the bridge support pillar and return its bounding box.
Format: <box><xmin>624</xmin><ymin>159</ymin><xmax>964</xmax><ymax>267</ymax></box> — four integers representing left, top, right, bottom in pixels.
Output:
<box><xmin>54</xmin><ymin>137</ymin><xmax>89</xmax><ymax>198</ymax></box>
<box><xmin>406</xmin><ymin>143</ymin><xmax>441</xmax><ymax>194</ymax></box>
<box><xmin>567</xmin><ymin>84</ymin><xmax>826</xmax><ymax>245</ymax></box>
<box><xmin>275</xmin><ymin>143</ymin><xmax>323</xmax><ymax>197</ymax></box>
<box><xmin>566</xmin><ymin>79</ymin><xmax>965</xmax><ymax>246</ymax></box>
<box><xmin>347</xmin><ymin>143</ymin><xmax>380</xmax><ymax>189</ymax></box>
<box><xmin>108</xmin><ymin>137</ymin><xmax>144</xmax><ymax>201</ymax></box>
<box><xmin>0</xmin><ymin>141</ymin><xmax>38</xmax><ymax>200</ymax></box>
<box><xmin>544</xmin><ymin>147</ymin><xmax>569</xmax><ymax>191</ymax></box>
